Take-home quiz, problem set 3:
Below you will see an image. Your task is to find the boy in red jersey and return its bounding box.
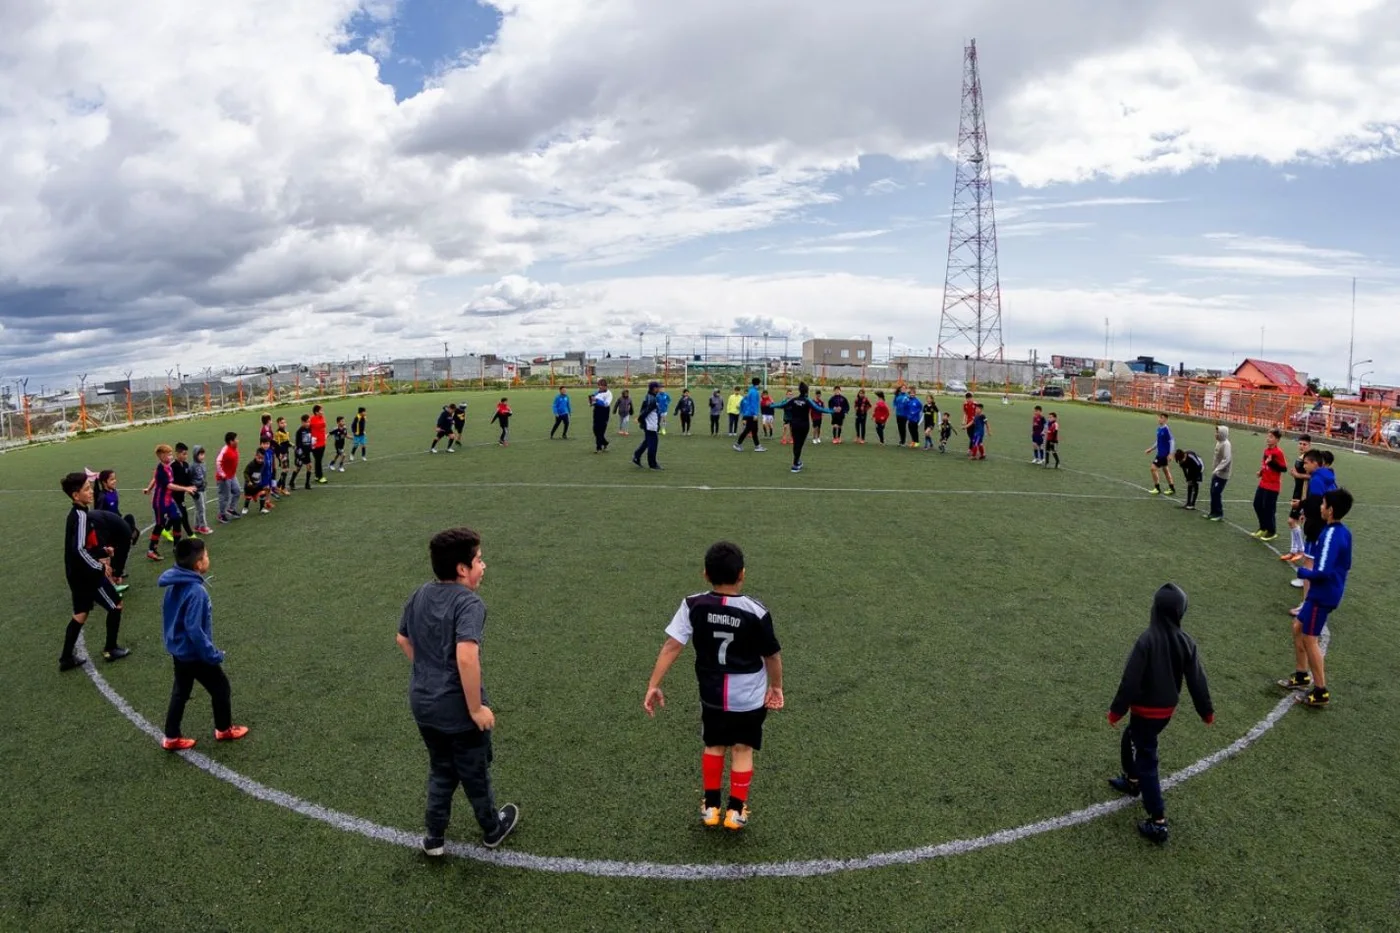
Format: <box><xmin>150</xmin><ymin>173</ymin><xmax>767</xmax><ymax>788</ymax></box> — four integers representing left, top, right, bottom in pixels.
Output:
<box><xmin>1251</xmin><ymin>428</ymin><xmax>1288</xmax><ymax>542</ymax></box>
<box><xmin>489</xmin><ymin>397</ymin><xmax>513</xmax><ymax>445</ymax></box>
<box><xmin>643</xmin><ymin>541</ymin><xmax>784</xmax><ymax>831</ymax></box>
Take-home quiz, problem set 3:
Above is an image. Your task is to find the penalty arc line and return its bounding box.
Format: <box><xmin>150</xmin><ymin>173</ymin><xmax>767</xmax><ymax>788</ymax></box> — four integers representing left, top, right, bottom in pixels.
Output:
<box><xmin>74</xmin><ymin>478</ymin><xmax>1329</xmax><ymax>879</ymax></box>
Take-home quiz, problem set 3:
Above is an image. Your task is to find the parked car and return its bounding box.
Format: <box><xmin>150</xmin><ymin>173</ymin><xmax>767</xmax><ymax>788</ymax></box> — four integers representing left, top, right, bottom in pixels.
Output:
<box><xmin>1030</xmin><ymin>385</ymin><xmax>1065</xmax><ymax>397</ymax></box>
<box><xmin>945</xmin><ymin>379</ymin><xmax>968</xmax><ymax>394</ymax></box>
<box><xmin>1381</xmin><ymin>419</ymin><xmax>1400</xmax><ymax>450</ymax></box>
<box><xmin>1094</xmin><ymin>388</ymin><xmax>1112</xmax><ymax>402</ymax></box>
<box><xmin>1290</xmin><ymin>407</ymin><xmax>1360</xmax><ymax>438</ymax></box>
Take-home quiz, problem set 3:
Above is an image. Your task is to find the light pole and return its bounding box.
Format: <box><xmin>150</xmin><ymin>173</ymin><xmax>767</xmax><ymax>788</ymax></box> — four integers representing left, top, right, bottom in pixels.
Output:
<box><xmin>1348</xmin><ymin>358</ymin><xmax>1372</xmax><ymax>395</ymax></box>
<box><xmin>887</xmin><ymin>336</ymin><xmax>893</xmax><ymax>364</ymax></box>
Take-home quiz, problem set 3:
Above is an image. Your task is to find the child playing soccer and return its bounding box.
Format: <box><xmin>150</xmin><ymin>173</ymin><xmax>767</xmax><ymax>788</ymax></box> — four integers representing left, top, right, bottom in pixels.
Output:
<box><xmin>396</xmin><ymin>527</ymin><xmax>520</xmax><ymax>854</ymax></box>
<box><xmin>142</xmin><ymin>444</ymin><xmax>194</xmax><ymax>561</ymax></box>
<box><xmin>1043</xmin><ymin>411</ymin><xmax>1060</xmax><ymax>468</ymax></box>
<box><xmin>759</xmin><ymin>389</ymin><xmax>775</xmax><ymax>439</ymax></box>
<box><xmin>429</xmin><ymin>404</ymin><xmax>457</xmax><ymax>453</ymax></box>
<box><xmin>1289</xmin><ymin>450</ymin><xmax>1338</xmax><ymax>613</ymax></box>
<box><xmin>350</xmin><ymin>406</ymin><xmax>368</xmax><ymax>461</ymax></box>
<box><xmin>290</xmin><ymin>414</ymin><xmax>315</xmax><ymax>490</ymax></box>
<box><xmin>827</xmin><ymin>386</ymin><xmax>849</xmax><ymax>444</ymax></box>
<box><xmin>58</xmin><ymin>472</ymin><xmax>129</xmax><ymax>670</ymax></box>
<box><xmin>853</xmin><ymin>389</ymin><xmax>871</xmax><ymax>444</ymax></box>
<box><xmin>216</xmin><ymin>432</ymin><xmax>241</xmax><ymax>523</ymax></box>
<box><xmin>1144</xmin><ymin>413</ymin><xmax>1176</xmax><ymax>496</ymax></box>
<box><xmin>1107</xmin><ymin>583</ymin><xmax>1214</xmax><ymax>844</ymax></box>
<box><xmin>1173</xmin><ymin>448</ymin><xmax>1205</xmax><ymax>511</ymax></box>
<box><xmin>643</xmin><ymin>541</ymin><xmax>784</xmax><ymax>830</ymax></box>
<box><xmin>872</xmin><ymin>391</ymin><xmax>890</xmax><ymax>445</ymax></box>
<box><xmin>676</xmin><ymin>389</ymin><xmax>695</xmax><ymax>436</ymax></box>
<box><xmin>489</xmin><ymin>397</ymin><xmax>512</xmax><ymax>445</ymax></box>
<box><xmin>329</xmin><ymin>416</ymin><xmax>348</xmax><ymax>472</ymax></box>
<box><xmin>274</xmin><ymin>417</ymin><xmax>292</xmax><ymax>488</ymax></box>
<box><xmin>1030</xmin><ymin>405</ymin><xmax>1046</xmax><ymax>464</ymax></box>
<box><xmin>452</xmin><ymin>403</ymin><xmax>467</xmax><ymax>449</ymax></box>
<box><xmin>1251</xmin><ymin>428</ymin><xmax>1288</xmax><ymax>541</ymax></box>
<box><xmin>937</xmin><ymin>412</ymin><xmax>956</xmax><ymax>453</ymax></box>
<box><xmin>190</xmin><ymin>445</ymin><xmax>212</xmax><ymax>533</ymax></box>
<box><xmin>1278</xmin><ymin>488</ymin><xmax>1352</xmax><ymax>707</ymax></box>
<box><xmin>966</xmin><ymin>403</ymin><xmax>989</xmax><ymax>459</ymax></box>
<box><xmin>171</xmin><ymin>443</ymin><xmax>196</xmax><ymax>538</ymax></box>
<box><xmin>810</xmin><ymin>390</ymin><xmax>825</xmax><ymax>444</ymax></box>
<box><xmin>551</xmin><ymin>388</ymin><xmax>572</xmax><ymax>439</ymax></box>
<box><xmin>243</xmin><ymin>450</ymin><xmax>273</xmax><ymax>514</ymax></box>
<box><xmin>779</xmin><ymin>389</ymin><xmax>794</xmax><ymax>445</ymax></box>
<box><xmin>922</xmin><ymin>395</ymin><xmax>939</xmax><ymax>450</ymax></box>
<box><xmin>1283</xmin><ymin>434</ymin><xmax>1312</xmax><ymax>560</ymax></box>
<box><xmin>158</xmin><ymin>538</ymin><xmax>248</xmax><ymax>750</ymax></box>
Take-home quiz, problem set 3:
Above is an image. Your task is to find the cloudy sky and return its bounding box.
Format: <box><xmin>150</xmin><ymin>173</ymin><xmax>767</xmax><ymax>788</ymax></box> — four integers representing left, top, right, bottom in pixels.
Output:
<box><xmin>2</xmin><ymin>0</ymin><xmax>1398</xmax><ymax>388</ymax></box>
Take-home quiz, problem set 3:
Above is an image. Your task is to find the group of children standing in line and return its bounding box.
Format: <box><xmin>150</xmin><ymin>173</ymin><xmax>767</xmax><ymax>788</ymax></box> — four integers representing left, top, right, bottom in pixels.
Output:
<box><xmin>56</xmin><ymin>404</ymin><xmax>370</xmax><ymax>750</ymax></box>
<box><xmin>1110</xmin><ymin>413</ymin><xmax>1355</xmax><ymax>844</ymax></box>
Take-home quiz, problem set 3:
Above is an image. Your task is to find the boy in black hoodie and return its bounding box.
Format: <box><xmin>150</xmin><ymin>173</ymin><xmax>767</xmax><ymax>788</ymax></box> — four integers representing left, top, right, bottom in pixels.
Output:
<box><xmin>1107</xmin><ymin>583</ymin><xmax>1214</xmax><ymax>844</ymax></box>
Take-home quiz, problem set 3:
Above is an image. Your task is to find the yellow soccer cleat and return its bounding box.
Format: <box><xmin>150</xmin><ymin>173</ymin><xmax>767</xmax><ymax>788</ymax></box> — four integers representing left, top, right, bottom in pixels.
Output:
<box><xmin>700</xmin><ymin>803</ymin><xmax>722</xmax><ymax>828</ymax></box>
<box><xmin>723</xmin><ymin>806</ymin><xmax>749</xmax><ymax>831</ymax></box>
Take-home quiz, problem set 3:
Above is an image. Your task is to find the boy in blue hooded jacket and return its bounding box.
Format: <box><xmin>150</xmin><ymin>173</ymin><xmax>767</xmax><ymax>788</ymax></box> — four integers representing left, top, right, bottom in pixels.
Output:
<box><xmin>159</xmin><ymin>538</ymin><xmax>248</xmax><ymax>751</ymax></box>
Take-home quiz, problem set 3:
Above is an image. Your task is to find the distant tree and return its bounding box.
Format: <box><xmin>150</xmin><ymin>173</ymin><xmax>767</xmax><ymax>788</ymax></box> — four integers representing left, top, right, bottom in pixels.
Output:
<box><xmin>1318</xmin><ymin>386</ymin><xmax>1334</xmax><ymax>399</ymax></box>
<box><xmin>1306</xmin><ymin>377</ymin><xmax>1321</xmax><ymax>395</ymax></box>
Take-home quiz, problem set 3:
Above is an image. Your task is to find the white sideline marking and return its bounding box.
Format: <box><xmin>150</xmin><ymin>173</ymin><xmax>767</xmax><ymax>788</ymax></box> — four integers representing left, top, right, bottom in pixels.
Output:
<box><xmin>74</xmin><ymin>470</ymin><xmax>1328</xmax><ymax>878</ymax></box>
<box><xmin>309</xmin><ymin>481</ymin><xmax>1167</xmax><ymax>501</ymax></box>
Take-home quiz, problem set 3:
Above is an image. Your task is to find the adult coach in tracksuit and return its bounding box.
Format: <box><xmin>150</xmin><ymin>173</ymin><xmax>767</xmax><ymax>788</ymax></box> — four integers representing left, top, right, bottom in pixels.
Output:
<box><xmin>590</xmin><ymin>379</ymin><xmax>612</xmax><ymax>452</ymax></box>
<box><xmin>771</xmin><ymin>382</ymin><xmax>831</xmax><ymax>473</ymax></box>
<box><xmin>632</xmin><ymin>382</ymin><xmax>663</xmax><ymax>470</ymax></box>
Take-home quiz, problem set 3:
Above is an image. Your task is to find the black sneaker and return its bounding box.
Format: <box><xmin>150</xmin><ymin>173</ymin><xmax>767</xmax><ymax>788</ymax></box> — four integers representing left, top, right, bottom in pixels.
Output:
<box><xmin>102</xmin><ymin>646</ymin><xmax>131</xmax><ymax>662</ymax></box>
<box><xmin>59</xmin><ymin>655</ymin><xmax>88</xmax><ymax>672</ymax></box>
<box><xmin>482</xmin><ymin>803</ymin><xmax>520</xmax><ymax>849</ymax></box>
<box><xmin>1108</xmin><ymin>775</ymin><xmax>1141</xmax><ymax>797</ymax></box>
<box><xmin>1137</xmin><ymin>819</ymin><xmax>1169</xmax><ymax>844</ymax></box>
<box><xmin>1297</xmin><ymin>687</ymin><xmax>1331</xmax><ymax>707</ymax></box>
<box><xmin>421</xmin><ymin>836</ymin><xmax>445</xmax><ymax>857</ymax></box>
<box><xmin>1277</xmin><ymin>672</ymin><xmax>1313</xmax><ymax>691</ymax></box>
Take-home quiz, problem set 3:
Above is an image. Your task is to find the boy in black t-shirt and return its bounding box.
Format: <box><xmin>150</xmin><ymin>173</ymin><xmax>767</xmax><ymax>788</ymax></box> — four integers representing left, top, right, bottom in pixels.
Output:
<box><xmin>396</xmin><ymin>527</ymin><xmax>519</xmax><ymax>855</ymax></box>
<box><xmin>1284</xmin><ymin>434</ymin><xmax>1312</xmax><ymax>560</ymax></box>
<box><xmin>289</xmin><ymin>414</ymin><xmax>315</xmax><ymax>490</ymax></box>
<box><xmin>644</xmin><ymin>541</ymin><xmax>784</xmax><ymax>831</ymax></box>
<box><xmin>328</xmin><ymin>416</ymin><xmax>349</xmax><ymax>472</ymax></box>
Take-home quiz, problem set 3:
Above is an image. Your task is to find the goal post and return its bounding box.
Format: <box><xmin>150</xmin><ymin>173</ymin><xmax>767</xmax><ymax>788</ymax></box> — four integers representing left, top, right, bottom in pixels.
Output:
<box><xmin>683</xmin><ymin>361</ymin><xmax>769</xmax><ymax>390</ymax></box>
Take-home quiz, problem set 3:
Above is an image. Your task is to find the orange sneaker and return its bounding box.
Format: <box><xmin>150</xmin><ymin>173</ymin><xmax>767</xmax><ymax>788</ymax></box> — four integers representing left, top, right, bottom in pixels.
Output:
<box><xmin>215</xmin><ymin>725</ymin><xmax>249</xmax><ymax>741</ymax></box>
<box><xmin>162</xmin><ymin>736</ymin><xmax>196</xmax><ymax>751</ymax></box>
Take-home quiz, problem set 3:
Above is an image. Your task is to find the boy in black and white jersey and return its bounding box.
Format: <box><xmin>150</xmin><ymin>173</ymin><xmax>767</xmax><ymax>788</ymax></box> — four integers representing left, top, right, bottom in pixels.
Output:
<box><xmin>643</xmin><ymin>541</ymin><xmax>784</xmax><ymax>831</ymax></box>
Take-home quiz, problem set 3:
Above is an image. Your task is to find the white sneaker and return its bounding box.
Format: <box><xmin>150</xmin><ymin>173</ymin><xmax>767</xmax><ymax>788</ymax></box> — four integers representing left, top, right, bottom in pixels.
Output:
<box><xmin>240</xmin><ymin>507</ymin><xmax>249</xmax><ymax>515</ymax></box>
<box><xmin>754</xmin><ymin>445</ymin><xmax>767</xmax><ymax>452</ymax></box>
<box><xmin>429</xmin><ymin>448</ymin><xmax>437</xmax><ymax>454</ymax></box>
<box><xmin>732</xmin><ymin>444</ymin><xmax>743</xmax><ymax>452</ymax></box>
<box><xmin>1290</xmin><ymin>579</ymin><xmax>1305</xmax><ymax>588</ymax></box>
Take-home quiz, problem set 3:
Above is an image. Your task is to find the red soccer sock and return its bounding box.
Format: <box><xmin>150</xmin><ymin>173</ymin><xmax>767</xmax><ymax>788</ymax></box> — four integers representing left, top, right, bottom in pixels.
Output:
<box><xmin>702</xmin><ymin>752</ymin><xmax>725</xmax><ymax>808</ymax></box>
<box><xmin>727</xmin><ymin>769</ymin><xmax>752</xmax><ymax>812</ymax></box>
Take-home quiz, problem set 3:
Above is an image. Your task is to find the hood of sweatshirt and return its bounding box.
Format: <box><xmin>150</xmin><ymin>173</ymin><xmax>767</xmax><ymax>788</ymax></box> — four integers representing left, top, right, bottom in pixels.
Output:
<box><xmin>1215</xmin><ymin>425</ymin><xmax>1230</xmax><ymax>442</ymax></box>
<box><xmin>1151</xmin><ymin>582</ymin><xmax>1188</xmax><ymax>628</ymax></box>
<box><xmin>158</xmin><ymin>566</ymin><xmax>206</xmax><ymax>589</ymax></box>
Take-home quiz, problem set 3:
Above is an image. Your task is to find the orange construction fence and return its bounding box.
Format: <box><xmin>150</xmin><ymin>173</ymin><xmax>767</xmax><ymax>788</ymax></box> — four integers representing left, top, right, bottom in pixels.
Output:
<box><xmin>1108</xmin><ymin>378</ymin><xmax>1396</xmax><ymax>449</ymax></box>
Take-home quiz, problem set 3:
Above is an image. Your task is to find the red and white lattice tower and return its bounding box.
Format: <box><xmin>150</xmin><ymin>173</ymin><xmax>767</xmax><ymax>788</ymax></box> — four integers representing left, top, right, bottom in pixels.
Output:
<box><xmin>937</xmin><ymin>39</ymin><xmax>1004</xmax><ymax>370</ymax></box>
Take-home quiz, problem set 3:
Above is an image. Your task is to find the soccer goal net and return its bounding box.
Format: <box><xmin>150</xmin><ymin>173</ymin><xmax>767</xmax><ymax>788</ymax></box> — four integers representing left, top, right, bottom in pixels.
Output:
<box><xmin>683</xmin><ymin>361</ymin><xmax>769</xmax><ymax>389</ymax></box>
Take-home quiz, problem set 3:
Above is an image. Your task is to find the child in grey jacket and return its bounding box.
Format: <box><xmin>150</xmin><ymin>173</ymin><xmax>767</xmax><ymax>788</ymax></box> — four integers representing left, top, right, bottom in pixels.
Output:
<box><xmin>190</xmin><ymin>446</ymin><xmax>211</xmax><ymax>534</ymax></box>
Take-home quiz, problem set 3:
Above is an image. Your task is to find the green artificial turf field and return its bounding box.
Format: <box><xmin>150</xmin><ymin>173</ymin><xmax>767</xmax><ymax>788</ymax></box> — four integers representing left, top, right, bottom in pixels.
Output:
<box><xmin>2</xmin><ymin>390</ymin><xmax>1398</xmax><ymax>932</ymax></box>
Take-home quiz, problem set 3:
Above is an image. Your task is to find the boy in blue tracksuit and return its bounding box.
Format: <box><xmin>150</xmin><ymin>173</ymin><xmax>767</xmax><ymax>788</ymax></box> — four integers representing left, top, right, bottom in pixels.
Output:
<box><xmin>551</xmin><ymin>388</ymin><xmax>571</xmax><ymax>439</ymax></box>
<box><xmin>159</xmin><ymin>538</ymin><xmax>248</xmax><ymax>750</ymax></box>
<box><xmin>734</xmin><ymin>377</ymin><xmax>765</xmax><ymax>451</ymax></box>
<box><xmin>656</xmin><ymin>388</ymin><xmax>671</xmax><ymax>435</ymax></box>
<box><xmin>1280</xmin><ymin>487</ymin><xmax>1352</xmax><ymax>707</ymax></box>
<box><xmin>1144</xmin><ymin>413</ymin><xmax>1176</xmax><ymax>496</ymax></box>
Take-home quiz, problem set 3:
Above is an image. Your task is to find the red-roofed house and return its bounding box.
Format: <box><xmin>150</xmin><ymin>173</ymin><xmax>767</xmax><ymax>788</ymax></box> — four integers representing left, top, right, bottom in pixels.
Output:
<box><xmin>1232</xmin><ymin>358</ymin><xmax>1310</xmax><ymax>395</ymax></box>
